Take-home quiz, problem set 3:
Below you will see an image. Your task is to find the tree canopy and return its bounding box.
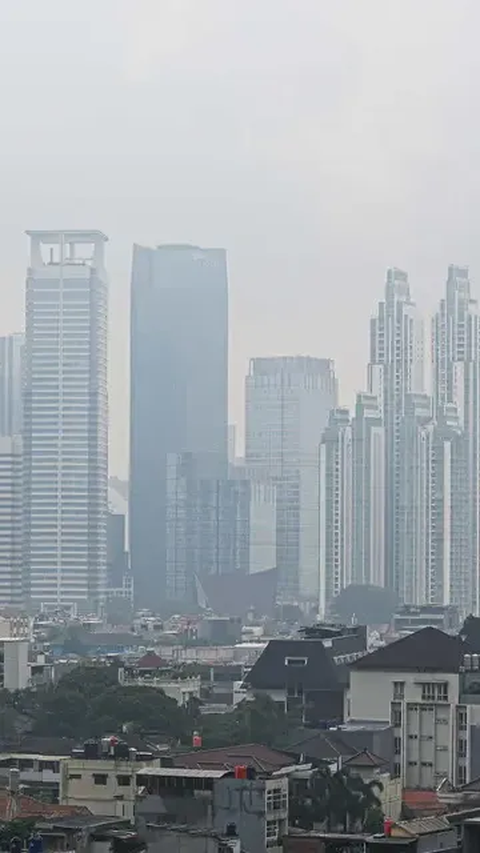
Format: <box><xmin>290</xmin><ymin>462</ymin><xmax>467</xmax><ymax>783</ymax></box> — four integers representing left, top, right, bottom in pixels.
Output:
<box><xmin>332</xmin><ymin>584</ymin><xmax>398</xmax><ymax>627</ymax></box>
<box><xmin>0</xmin><ymin>664</ymin><xmax>286</xmax><ymax>749</ymax></box>
<box><xmin>290</xmin><ymin>765</ymin><xmax>384</xmax><ymax>832</ymax></box>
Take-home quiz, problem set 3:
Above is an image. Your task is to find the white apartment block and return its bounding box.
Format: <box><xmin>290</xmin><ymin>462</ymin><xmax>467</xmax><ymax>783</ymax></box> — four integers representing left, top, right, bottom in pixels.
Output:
<box><xmin>347</xmin><ymin>627</ymin><xmax>480</xmax><ymax>790</ymax></box>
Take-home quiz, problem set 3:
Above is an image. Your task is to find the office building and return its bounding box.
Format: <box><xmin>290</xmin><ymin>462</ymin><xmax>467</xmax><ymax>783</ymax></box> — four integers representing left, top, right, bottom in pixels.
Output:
<box><xmin>351</xmin><ymin>392</ymin><xmax>385</xmax><ymax>588</ymax></box>
<box><xmin>0</xmin><ymin>334</ymin><xmax>23</xmax><ymax>437</ymax></box>
<box><xmin>0</xmin><ymin>436</ymin><xmax>22</xmax><ymax>608</ymax></box>
<box><xmin>319</xmin><ymin>408</ymin><xmax>353</xmax><ymax>616</ymax></box>
<box><xmin>248</xmin><ymin>480</ymin><xmax>276</xmax><ymax>575</ymax></box>
<box><xmin>130</xmin><ymin>244</ymin><xmax>228</xmax><ymax>608</ymax></box>
<box><xmin>368</xmin><ymin>268</ymin><xmax>424</xmax><ymax>596</ymax></box>
<box><xmin>245</xmin><ymin>356</ymin><xmax>337</xmax><ymax>602</ymax></box>
<box><xmin>23</xmin><ymin>231</ymin><xmax>108</xmax><ymax>613</ymax></box>
<box><xmin>432</xmin><ymin>265</ymin><xmax>480</xmax><ymax>614</ymax></box>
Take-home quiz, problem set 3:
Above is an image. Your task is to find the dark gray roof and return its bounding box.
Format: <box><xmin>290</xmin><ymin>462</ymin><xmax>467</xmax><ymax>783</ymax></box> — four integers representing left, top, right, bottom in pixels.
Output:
<box><xmin>342</xmin><ymin>749</ymin><xmax>388</xmax><ymax>769</ymax></box>
<box><xmin>244</xmin><ymin>639</ymin><xmax>341</xmax><ymax>691</ymax></box>
<box><xmin>351</xmin><ymin>627</ymin><xmax>463</xmax><ymax>673</ymax></box>
<box><xmin>284</xmin><ymin>729</ymin><xmax>356</xmax><ymax>762</ymax></box>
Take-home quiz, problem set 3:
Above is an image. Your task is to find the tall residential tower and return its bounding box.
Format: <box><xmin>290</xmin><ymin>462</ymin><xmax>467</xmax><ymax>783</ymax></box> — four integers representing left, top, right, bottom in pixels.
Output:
<box><xmin>368</xmin><ymin>268</ymin><xmax>424</xmax><ymax>595</ymax></box>
<box><xmin>432</xmin><ymin>265</ymin><xmax>480</xmax><ymax>613</ymax></box>
<box><xmin>23</xmin><ymin>231</ymin><xmax>108</xmax><ymax>613</ymax></box>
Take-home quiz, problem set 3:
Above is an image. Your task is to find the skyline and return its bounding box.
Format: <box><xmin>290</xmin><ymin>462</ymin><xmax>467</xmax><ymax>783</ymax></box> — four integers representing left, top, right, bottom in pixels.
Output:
<box><xmin>4</xmin><ymin>237</ymin><xmax>480</xmax><ymax>478</ymax></box>
<box><xmin>0</xmin><ymin>0</ymin><xmax>480</xmax><ymax>476</ymax></box>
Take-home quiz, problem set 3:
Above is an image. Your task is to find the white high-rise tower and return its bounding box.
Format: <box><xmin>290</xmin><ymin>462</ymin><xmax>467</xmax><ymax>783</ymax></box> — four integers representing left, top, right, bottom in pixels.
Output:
<box><xmin>368</xmin><ymin>268</ymin><xmax>424</xmax><ymax>595</ymax></box>
<box><xmin>23</xmin><ymin>231</ymin><xmax>108</xmax><ymax>613</ymax></box>
<box><xmin>432</xmin><ymin>265</ymin><xmax>480</xmax><ymax>614</ymax></box>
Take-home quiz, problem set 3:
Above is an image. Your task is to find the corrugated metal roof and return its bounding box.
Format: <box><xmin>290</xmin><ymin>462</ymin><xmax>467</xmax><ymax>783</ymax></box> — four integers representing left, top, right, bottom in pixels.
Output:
<box><xmin>395</xmin><ymin>816</ymin><xmax>450</xmax><ymax>836</ymax></box>
<box><xmin>137</xmin><ymin>767</ymin><xmax>228</xmax><ymax>779</ymax></box>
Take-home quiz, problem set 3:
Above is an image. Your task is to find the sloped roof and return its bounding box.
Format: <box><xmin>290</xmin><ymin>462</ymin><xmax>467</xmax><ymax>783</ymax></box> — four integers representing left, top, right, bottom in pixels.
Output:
<box><xmin>402</xmin><ymin>789</ymin><xmax>445</xmax><ymax>817</ymax></box>
<box><xmin>245</xmin><ymin>639</ymin><xmax>341</xmax><ymax>691</ymax></box>
<box><xmin>393</xmin><ymin>816</ymin><xmax>450</xmax><ymax>836</ymax></box>
<box><xmin>0</xmin><ymin>789</ymin><xmax>90</xmax><ymax>820</ymax></box>
<box><xmin>285</xmin><ymin>729</ymin><xmax>356</xmax><ymax>763</ymax></box>
<box><xmin>342</xmin><ymin>749</ymin><xmax>388</xmax><ymax>769</ymax></box>
<box><xmin>351</xmin><ymin>628</ymin><xmax>463</xmax><ymax>673</ymax></box>
<box><xmin>135</xmin><ymin>652</ymin><xmax>165</xmax><ymax>669</ymax></box>
<box><xmin>197</xmin><ymin>568</ymin><xmax>277</xmax><ymax>618</ymax></box>
<box><xmin>173</xmin><ymin>743</ymin><xmax>292</xmax><ymax>773</ymax></box>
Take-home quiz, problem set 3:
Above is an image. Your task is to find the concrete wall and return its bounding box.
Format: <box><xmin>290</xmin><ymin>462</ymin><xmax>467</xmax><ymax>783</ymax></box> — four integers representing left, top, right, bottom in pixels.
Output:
<box><xmin>213</xmin><ymin>777</ymin><xmax>287</xmax><ymax>853</ymax></box>
<box><xmin>2</xmin><ymin>639</ymin><xmax>29</xmax><ymax>690</ymax></box>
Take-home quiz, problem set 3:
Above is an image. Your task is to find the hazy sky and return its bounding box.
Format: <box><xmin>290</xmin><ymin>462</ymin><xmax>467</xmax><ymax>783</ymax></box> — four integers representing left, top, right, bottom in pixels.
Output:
<box><xmin>1</xmin><ymin>0</ymin><xmax>479</xmax><ymax>476</ymax></box>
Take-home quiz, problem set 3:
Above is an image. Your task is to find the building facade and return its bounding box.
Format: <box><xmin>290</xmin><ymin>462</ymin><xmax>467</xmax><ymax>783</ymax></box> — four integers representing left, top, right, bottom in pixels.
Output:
<box><xmin>319</xmin><ymin>408</ymin><xmax>353</xmax><ymax>616</ymax></box>
<box><xmin>368</xmin><ymin>268</ymin><xmax>424</xmax><ymax>597</ymax></box>
<box><xmin>351</xmin><ymin>392</ymin><xmax>385</xmax><ymax>588</ymax></box>
<box><xmin>245</xmin><ymin>356</ymin><xmax>337</xmax><ymax>603</ymax></box>
<box><xmin>23</xmin><ymin>231</ymin><xmax>108</xmax><ymax>613</ymax></box>
<box><xmin>432</xmin><ymin>265</ymin><xmax>480</xmax><ymax>614</ymax></box>
<box><xmin>165</xmin><ymin>453</ymin><xmax>250</xmax><ymax>605</ymax></box>
<box><xmin>130</xmin><ymin>244</ymin><xmax>228</xmax><ymax>608</ymax></box>
<box><xmin>0</xmin><ymin>334</ymin><xmax>23</xmax><ymax>438</ymax></box>
<box><xmin>347</xmin><ymin>628</ymin><xmax>480</xmax><ymax>790</ymax></box>
<box><xmin>0</xmin><ymin>436</ymin><xmax>22</xmax><ymax>608</ymax></box>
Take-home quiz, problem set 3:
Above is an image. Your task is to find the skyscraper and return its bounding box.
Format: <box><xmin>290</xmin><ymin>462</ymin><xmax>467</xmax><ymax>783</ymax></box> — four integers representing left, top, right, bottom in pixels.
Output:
<box><xmin>165</xmin><ymin>453</ymin><xmax>250</xmax><ymax>604</ymax></box>
<box><xmin>432</xmin><ymin>265</ymin><xmax>480</xmax><ymax>613</ymax></box>
<box><xmin>130</xmin><ymin>244</ymin><xmax>228</xmax><ymax>608</ymax></box>
<box><xmin>23</xmin><ymin>231</ymin><xmax>108</xmax><ymax>613</ymax></box>
<box><xmin>245</xmin><ymin>356</ymin><xmax>337</xmax><ymax>601</ymax></box>
<box><xmin>398</xmin><ymin>392</ymin><xmax>432</xmax><ymax>605</ymax></box>
<box><xmin>351</xmin><ymin>392</ymin><xmax>385</xmax><ymax>589</ymax></box>
<box><xmin>319</xmin><ymin>407</ymin><xmax>353</xmax><ymax>616</ymax></box>
<box><xmin>368</xmin><ymin>268</ymin><xmax>424</xmax><ymax>595</ymax></box>
<box><xmin>0</xmin><ymin>436</ymin><xmax>22</xmax><ymax>608</ymax></box>
<box><xmin>0</xmin><ymin>334</ymin><xmax>23</xmax><ymax>438</ymax></box>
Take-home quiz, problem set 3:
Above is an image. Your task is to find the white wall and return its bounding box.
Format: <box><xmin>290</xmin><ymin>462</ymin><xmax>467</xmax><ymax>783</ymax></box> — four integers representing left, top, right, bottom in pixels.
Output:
<box><xmin>2</xmin><ymin>640</ymin><xmax>29</xmax><ymax>690</ymax></box>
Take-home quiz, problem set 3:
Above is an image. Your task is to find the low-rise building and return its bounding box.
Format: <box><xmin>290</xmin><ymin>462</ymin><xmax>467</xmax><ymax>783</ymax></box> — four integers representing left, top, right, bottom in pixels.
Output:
<box><xmin>242</xmin><ymin>626</ymin><xmax>367</xmax><ymax>726</ymax></box>
<box><xmin>0</xmin><ymin>637</ymin><xmax>29</xmax><ymax>690</ymax></box>
<box><xmin>137</xmin><ymin>765</ymin><xmax>288</xmax><ymax>853</ymax></box>
<box><xmin>118</xmin><ymin>656</ymin><xmax>201</xmax><ymax>706</ymax></box>
<box><xmin>60</xmin><ymin>739</ymin><xmax>160</xmax><ymax>822</ymax></box>
<box><xmin>346</xmin><ymin>626</ymin><xmax>480</xmax><ymax>790</ymax></box>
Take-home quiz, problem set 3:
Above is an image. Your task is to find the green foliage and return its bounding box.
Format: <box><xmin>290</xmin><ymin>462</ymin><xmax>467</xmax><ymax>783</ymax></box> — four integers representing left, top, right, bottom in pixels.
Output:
<box><xmin>199</xmin><ymin>694</ymin><xmax>287</xmax><ymax>748</ymax></box>
<box><xmin>290</xmin><ymin>765</ymin><xmax>384</xmax><ymax>832</ymax></box>
<box><xmin>332</xmin><ymin>584</ymin><xmax>399</xmax><ymax>626</ymax></box>
<box><xmin>0</xmin><ymin>818</ymin><xmax>36</xmax><ymax>846</ymax></box>
<box><xmin>0</xmin><ymin>663</ymin><xmax>196</xmax><ymax>742</ymax></box>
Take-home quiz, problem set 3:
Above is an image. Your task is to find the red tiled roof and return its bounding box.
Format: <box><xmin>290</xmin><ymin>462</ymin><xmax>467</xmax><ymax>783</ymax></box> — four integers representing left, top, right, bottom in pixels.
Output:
<box><xmin>136</xmin><ymin>653</ymin><xmax>165</xmax><ymax>669</ymax></box>
<box><xmin>0</xmin><ymin>789</ymin><xmax>90</xmax><ymax>820</ymax></box>
<box><xmin>402</xmin><ymin>790</ymin><xmax>445</xmax><ymax>817</ymax></box>
<box><xmin>174</xmin><ymin>743</ymin><xmax>292</xmax><ymax>773</ymax></box>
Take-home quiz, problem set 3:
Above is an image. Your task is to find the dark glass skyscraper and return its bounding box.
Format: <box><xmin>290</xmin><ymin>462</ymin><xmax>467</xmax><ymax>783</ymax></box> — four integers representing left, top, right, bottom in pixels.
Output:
<box><xmin>129</xmin><ymin>244</ymin><xmax>228</xmax><ymax>608</ymax></box>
